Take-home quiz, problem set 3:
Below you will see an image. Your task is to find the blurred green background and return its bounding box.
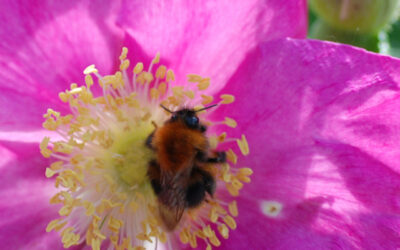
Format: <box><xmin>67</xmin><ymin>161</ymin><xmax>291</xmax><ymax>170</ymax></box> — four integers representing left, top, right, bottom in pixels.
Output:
<box><xmin>308</xmin><ymin>0</ymin><xmax>400</xmax><ymax>58</ymax></box>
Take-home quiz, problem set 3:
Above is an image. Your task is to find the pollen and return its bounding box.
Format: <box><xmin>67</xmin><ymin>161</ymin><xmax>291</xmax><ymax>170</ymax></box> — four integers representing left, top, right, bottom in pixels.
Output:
<box><xmin>42</xmin><ymin>47</ymin><xmax>252</xmax><ymax>249</ymax></box>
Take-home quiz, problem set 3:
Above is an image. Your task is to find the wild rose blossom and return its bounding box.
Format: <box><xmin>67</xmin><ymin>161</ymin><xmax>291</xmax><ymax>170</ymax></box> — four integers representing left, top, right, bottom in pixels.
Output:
<box><xmin>1</xmin><ymin>0</ymin><xmax>400</xmax><ymax>249</ymax></box>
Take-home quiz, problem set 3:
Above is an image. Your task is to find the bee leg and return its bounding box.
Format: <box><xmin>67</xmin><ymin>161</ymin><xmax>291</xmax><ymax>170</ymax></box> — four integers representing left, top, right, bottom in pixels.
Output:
<box><xmin>195</xmin><ymin>151</ymin><xmax>226</xmax><ymax>163</ymax></box>
<box><xmin>145</xmin><ymin>132</ymin><xmax>155</xmax><ymax>149</ymax></box>
<box><xmin>186</xmin><ymin>168</ymin><xmax>216</xmax><ymax>208</ymax></box>
<box><xmin>200</xmin><ymin>125</ymin><xmax>207</xmax><ymax>133</ymax></box>
<box><xmin>201</xmin><ymin>169</ymin><xmax>216</xmax><ymax>196</ymax></box>
<box><xmin>147</xmin><ymin>160</ymin><xmax>162</xmax><ymax>195</ymax></box>
<box><xmin>186</xmin><ymin>181</ymin><xmax>206</xmax><ymax>208</ymax></box>
<box><xmin>206</xmin><ymin>151</ymin><xmax>226</xmax><ymax>163</ymax></box>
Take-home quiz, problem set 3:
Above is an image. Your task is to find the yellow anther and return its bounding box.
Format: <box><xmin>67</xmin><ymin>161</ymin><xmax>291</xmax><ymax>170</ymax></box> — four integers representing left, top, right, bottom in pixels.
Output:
<box><xmin>184</xmin><ymin>90</ymin><xmax>195</xmax><ymax>99</ymax></box>
<box><xmin>60</xmin><ymin>227</ymin><xmax>73</xmax><ymax>237</ymax></box>
<box><xmin>49</xmin><ymin>193</ymin><xmax>62</xmax><ymax>204</ymax></box>
<box><xmin>220</xmin><ymin>94</ymin><xmax>235</xmax><ymax>104</ymax></box>
<box><xmin>158</xmin><ymin>82</ymin><xmax>167</xmax><ymax>95</ymax></box>
<box><xmin>228</xmin><ymin>201</ymin><xmax>238</xmax><ymax>217</ymax></box>
<box><xmin>209</xmin><ymin>136</ymin><xmax>218</xmax><ymax>149</ymax></box>
<box><xmin>222</xmin><ymin>171</ymin><xmax>231</xmax><ymax>183</ymax></box>
<box><xmin>156</xmin><ymin>65</ymin><xmax>167</xmax><ymax>79</ymax></box>
<box><xmin>93</xmin><ymin>229</ymin><xmax>106</xmax><ymax>240</ymax></box>
<box><xmin>70</xmin><ymin>83</ymin><xmax>78</xmax><ymax>90</ymax></box>
<box><xmin>53</xmin><ymin>142</ymin><xmax>73</xmax><ymax>154</ymax></box>
<box><xmin>217</xmin><ymin>224</ymin><xmax>229</xmax><ymax>239</ymax></box>
<box><xmin>210</xmin><ymin>233</ymin><xmax>221</xmax><ymax>247</ymax></box>
<box><xmin>194</xmin><ymin>104</ymin><xmax>205</xmax><ymax>113</ymax></box>
<box><xmin>91</xmin><ymin>238</ymin><xmax>101</xmax><ymax>250</ymax></box>
<box><xmin>43</xmin><ymin>108</ymin><xmax>60</xmax><ymax>119</ymax></box>
<box><xmin>159</xmin><ymin>232</ymin><xmax>167</xmax><ymax>243</ymax></box>
<box><xmin>209</xmin><ymin>231</ymin><xmax>221</xmax><ymax>247</ymax></box>
<box><xmin>85</xmin><ymin>75</ymin><xmax>94</xmax><ymax>89</ymax></box>
<box><xmin>172</xmin><ymin>86</ymin><xmax>184</xmax><ymax>97</ymax></box>
<box><xmin>189</xmin><ymin>232</ymin><xmax>198</xmax><ymax>248</ymax></box>
<box><xmin>134</xmin><ymin>247</ymin><xmax>146</xmax><ymax>250</ymax></box>
<box><xmin>232</xmin><ymin>179</ymin><xmax>243</xmax><ymax>190</ymax></box>
<box><xmin>119</xmin><ymin>47</ymin><xmax>128</xmax><ymax>60</ymax></box>
<box><xmin>120</xmin><ymin>59</ymin><xmax>130</xmax><ymax>71</ymax></box>
<box><xmin>226</xmin><ymin>183</ymin><xmax>239</xmax><ymax>196</ymax></box>
<box><xmin>197</xmin><ymin>78</ymin><xmax>210</xmax><ymax>90</ymax></box>
<box><xmin>108</xmin><ymin>216</ymin><xmax>123</xmax><ymax>233</ymax></box>
<box><xmin>50</xmin><ymin>161</ymin><xmax>63</xmax><ymax>170</ymax></box>
<box><xmin>223</xmin><ymin>215</ymin><xmax>237</xmax><ymax>230</ymax></box>
<box><xmin>83</xmin><ymin>201</ymin><xmax>95</xmax><ymax>216</ymax></box>
<box><xmin>40</xmin><ymin>137</ymin><xmax>52</xmax><ymax>158</ymax></box>
<box><xmin>201</xmin><ymin>94</ymin><xmax>214</xmax><ymax>105</ymax></box>
<box><xmin>59</xmin><ymin>92</ymin><xmax>69</xmax><ymax>102</ymax></box>
<box><xmin>239</xmin><ymin>167</ymin><xmax>253</xmax><ymax>176</ymax></box>
<box><xmin>179</xmin><ymin>229</ymin><xmax>189</xmax><ymax>244</ymax></box>
<box><xmin>224</xmin><ymin>117</ymin><xmax>237</xmax><ymax>128</ymax></box>
<box><xmin>226</xmin><ymin>149</ymin><xmax>238</xmax><ymax>164</ymax></box>
<box><xmin>60</xmin><ymin>114</ymin><xmax>72</xmax><ymax>125</ymax></box>
<box><xmin>129</xmin><ymin>201</ymin><xmax>139</xmax><ymax>212</ymax></box>
<box><xmin>143</xmin><ymin>72</ymin><xmax>154</xmax><ymax>83</ymax></box>
<box><xmin>150</xmin><ymin>88</ymin><xmax>159</xmax><ymax>99</ymax></box>
<box><xmin>221</xmin><ymin>163</ymin><xmax>230</xmax><ymax>173</ymax></box>
<box><xmin>59</xmin><ymin>205</ymin><xmax>72</xmax><ymax>216</ymax></box>
<box><xmin>218</xmin><ymin>132</ymin><xmax>227</xmax><ymax>142</ymax></box>
<box><xmin>83</xmin><ymin>64</ymin><xmax>98</xmax><ymax>75</ymax></box>
<box><xmin>166</xmin><ymin>69</ymin><xmax>175</xmax><ymax>81</ymax></box>
<box><xmin>236</xmin><ymin>135</ymin><xmax>249</xmax><ymax>155</ymax></box>
<box><xmin>206</xmin><ymin>244</ymin><xmax>212</xmax><ymax>250</ymax></box>
<box><xmin>209</xmin><ymin>206</ymin><xmax>219</xmax><ymax>223</ymax></box>
<box><xmin>110</xmin><ymin>235</ymin><xmax>118</xmax><ymax>246</ymax></box>
<box><xmin>69</xmin><ymin>87</ymin><xmax>83</xmax><ymax>95</ymax></box>
<box><xmin>152</xmin><ymin>52</ymin><xmax>161</xmax><ymax>64</ymax></box>
<box><xmin>203</xmin><ymin>225</ymin><xmax>213</xmax><ymax>237</ymax></box>
<box><xmin>136</xmin><ymin>233</ymin><xmax>152</xmax><ymax>243</ymax></box>
<box><xmin>187</xmin><ymin>74</ymin><xmax>203</xmax><ymax>82</ymax></box>
<box><xmin>115</xmin><ymin>71</ymin><xmax>124</xmax><ymax>86</ymax></box>
<box><xmin>237</xmin><ymin>173</ymin><xmax>251</xmax><ymax>183</ymax></box>
<box><xmin>133</xmin><ymin>62</ymin><xmax>144</xmax><ymax>74</ymax></box>
<box><xmin>45</xmin><ymin>168</ymin><xmax>56</xmax><ymax>178</ymax></box>
<box><xmin>46</xmin><ymin>219</ymin><xmax>65</xmax><ymax>232</ymax></box>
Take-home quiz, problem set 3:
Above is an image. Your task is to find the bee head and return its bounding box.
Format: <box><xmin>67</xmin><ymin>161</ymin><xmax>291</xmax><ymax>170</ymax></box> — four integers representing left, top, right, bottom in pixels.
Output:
<box><xmin>160</xmin><ymin>104</ymin><xmax>217</xmax><ymax>129</ymax></box>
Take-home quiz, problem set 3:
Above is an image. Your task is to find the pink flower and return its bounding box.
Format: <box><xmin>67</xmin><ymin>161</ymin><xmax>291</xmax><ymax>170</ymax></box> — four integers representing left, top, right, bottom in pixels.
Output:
<box><xmin>1</xmin><ymin>1</ymin><xmax>400</xmax><ymax>250</ymax></box>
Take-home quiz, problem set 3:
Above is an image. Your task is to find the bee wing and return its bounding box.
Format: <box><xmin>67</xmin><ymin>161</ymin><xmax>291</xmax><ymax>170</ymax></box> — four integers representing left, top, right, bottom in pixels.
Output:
<box><xmin>157</xmin><ymin>168</ymin><xmax>190</xmax><ymax>231</ymax></box>
<box><xmin>158</xmin><ymin>203</ymin><xmax>185</xmax><ymax>231</ymax></box>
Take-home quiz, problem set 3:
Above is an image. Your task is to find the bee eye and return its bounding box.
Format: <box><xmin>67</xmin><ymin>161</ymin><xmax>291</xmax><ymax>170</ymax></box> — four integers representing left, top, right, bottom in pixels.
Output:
<box><xmin>171</xmin><ymin>114</ymin><xmax>178</xmax><ymax>120</ymax></box>
<box><xmin>185</xmin><ymin>116</ymin><xmax>199</xmax><ymax>127</ymax></box>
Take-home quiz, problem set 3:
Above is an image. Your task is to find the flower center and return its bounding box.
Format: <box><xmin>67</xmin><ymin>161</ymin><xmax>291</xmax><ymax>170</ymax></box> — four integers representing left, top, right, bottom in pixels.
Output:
<box><xmin>110</xmin><ymin>125</ymin><xmax>153</xmax><ymax>188</ymax></box>
<box><xmin>42</xmin><ymin>47</ymin><xmax>252</xmax><ymax>250</ymax></box>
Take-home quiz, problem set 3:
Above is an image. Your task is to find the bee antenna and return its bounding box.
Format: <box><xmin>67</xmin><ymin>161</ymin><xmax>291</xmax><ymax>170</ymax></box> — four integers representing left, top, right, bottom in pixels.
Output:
<box><xmin>195</xmin><ymin>104</ymin><xmax>218</xmax><ymax>112</ymax></box>
<box><xmin>160</xmin><ymin>104</ymin><xmax>173</xmax><ymax>113</ymax></box>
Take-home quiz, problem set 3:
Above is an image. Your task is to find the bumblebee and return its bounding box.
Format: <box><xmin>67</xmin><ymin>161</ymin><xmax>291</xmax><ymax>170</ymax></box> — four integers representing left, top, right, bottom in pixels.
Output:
<box><xmin>146</xmin><ymin>105</ymin><xmax>226</xmax><ymax>230</ymax></box>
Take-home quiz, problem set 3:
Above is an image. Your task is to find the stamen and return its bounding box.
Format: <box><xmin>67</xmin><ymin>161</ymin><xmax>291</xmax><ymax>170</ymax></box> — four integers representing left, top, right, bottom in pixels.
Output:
<box><xmin>43</xmin><ymin>47</ymin><xmax>251</xmax><ymax>250</ymax></box>
<box><xmin>236</xmin><ymin>135</ymin><xmax>249</xmax><ymax>155</ymax></box>
<box><xmin>220</xmin><ymin>94</ymin><xmax>235</xmax><ymax>104</ymax></box>
<box><xmin>224</xmin><ymin>117</ymin><xmax>237</xmax><ymax>128</ymax></box>
<box><xmin>201</xmin><ymin>94</ymin><xmax>214</xmax><ymax>105</ymax></box>
<box><xmin>83</xmin><ymin>64</ymin><xmax>98</xmax><ymax>75</ymax></box>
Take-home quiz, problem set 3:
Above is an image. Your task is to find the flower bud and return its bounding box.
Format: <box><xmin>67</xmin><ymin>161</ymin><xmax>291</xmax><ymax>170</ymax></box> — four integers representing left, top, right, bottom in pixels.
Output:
<box><xmin>309</xmin><ymin>0</ymin><xmax>400</xmax><ymax>34</ymax></box>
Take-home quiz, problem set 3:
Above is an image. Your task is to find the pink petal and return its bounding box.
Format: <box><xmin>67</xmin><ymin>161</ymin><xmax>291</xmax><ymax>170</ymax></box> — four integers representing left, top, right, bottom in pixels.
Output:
<box><xmin>0</xmin><ymin>87</ymin><xmax>68</xmax><ymax>131</ymax></box>
<box><xmin>0</xmin><ymin>142</ymin><xmax>64</xmax><ymax>249</ymax></box>
<box><xmin>212</xmin><ymin>39</ymin><xmax>400</xmax><ymax>248</ymax></box>
<box><xmin>0</xmin><ymin>0</ymin><xmax>123</xmax><ymax>130</ymax></box>
<box><xmin>118</xmin><ymin>0</ymin><xmax>307</xmax><ymax>94</ymax></box>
